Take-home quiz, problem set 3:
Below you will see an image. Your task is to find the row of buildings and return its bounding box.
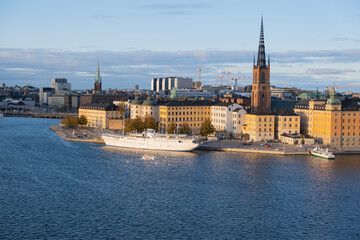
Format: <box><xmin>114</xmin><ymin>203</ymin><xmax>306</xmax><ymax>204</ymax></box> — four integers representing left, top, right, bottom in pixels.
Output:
<box><xmin>77</xmin><ymin>17</ymin><xmax>360</xmax><ymax>151</ymax></box>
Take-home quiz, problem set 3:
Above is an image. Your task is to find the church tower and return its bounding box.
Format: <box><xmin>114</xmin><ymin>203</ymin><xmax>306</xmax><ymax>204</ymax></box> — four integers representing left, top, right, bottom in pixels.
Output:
<box><xmin>251</xmin><ymin>16</ymin><xmax>271</xmax><ymax>113</ymax></box>
<box><xmin>94</xmin><ymin>59</ymin><xmax>102</xmax><ymax>94</ymax></box>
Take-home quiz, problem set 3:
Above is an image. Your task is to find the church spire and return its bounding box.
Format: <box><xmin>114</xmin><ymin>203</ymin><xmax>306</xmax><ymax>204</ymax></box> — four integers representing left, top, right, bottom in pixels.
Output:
<box><xmin>257</xmin><ymin>15</ymin><xmax>266</xmax><ymax>68</ymax></box>
<box><xmin>95</xmin><ymin>58</ymin><xmax>101</xmax><ymax>84</ymax></box>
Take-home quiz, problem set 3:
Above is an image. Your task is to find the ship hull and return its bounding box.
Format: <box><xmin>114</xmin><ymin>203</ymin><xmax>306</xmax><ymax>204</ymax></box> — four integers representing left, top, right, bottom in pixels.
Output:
<box><xmin>310</xmin><ymin>150</ymin><xmax>335</xmax><ymax>159</ymax></box>
<box><xmin>102</xmin><ymin>134</ymin><xmax>199</xmax><ymax>152</ymax></box>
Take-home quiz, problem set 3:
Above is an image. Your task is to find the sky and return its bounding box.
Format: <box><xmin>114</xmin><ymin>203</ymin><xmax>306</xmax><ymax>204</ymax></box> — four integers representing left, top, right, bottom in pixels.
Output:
<box><xmin>0</xmin><ymin>0</ymin><xmax>360</xmax><ymax>92</ymax></box>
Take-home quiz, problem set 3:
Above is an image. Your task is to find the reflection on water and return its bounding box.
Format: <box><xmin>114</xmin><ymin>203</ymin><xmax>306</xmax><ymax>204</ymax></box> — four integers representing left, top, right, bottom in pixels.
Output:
<box><xmin>1</xmin><ymin>118</ymin><xmax>360</xmax><ymax>239</ymax></box>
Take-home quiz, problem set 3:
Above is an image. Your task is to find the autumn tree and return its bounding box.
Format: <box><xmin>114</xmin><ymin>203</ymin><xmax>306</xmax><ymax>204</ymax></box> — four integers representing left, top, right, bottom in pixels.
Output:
<box><xmin>179</xmin><ymin>123</ymin><xmax>192</xmax><ymax>135</ymax></box>
<box><xmin>61</xmin><ymin>116</ymin><xmax>78</xmax><ymax>127</ymax></box>
<box><xmin>125</xmin><ymin>116</ymin><xmax>145</xmax><ymax>133</ymax></box>
<box><xmin>167</xmin><ymin>122</ymin><xmax>177</xmax><ymax>134</ymax></box>
<box><xmin>124</xmin><ymin>118</ymin><xmax>135</xmax><ymax>133</ymax></box>
<box><xmin>200</xmin><ymin>118</ymin><xmax>215</xmax><ymax>137</ymax></box>
<box><xmin>78</xmin><ymin>115</ymin><xmax>88</xmax><ymax>126</ymax></box>
<box><xmin>144</xmin><ymin>115</ymin><xmax>157</xmax><ymax>130</ymax></box>
<box><xmin>117</xmin><ymin>103</ymin><xmax>127</xmax><ymax>133</ymax></box>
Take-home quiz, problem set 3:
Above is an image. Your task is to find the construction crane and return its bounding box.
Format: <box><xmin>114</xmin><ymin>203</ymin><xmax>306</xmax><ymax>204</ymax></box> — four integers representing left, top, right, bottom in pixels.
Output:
<box><xmin>231</xmin><ymin>77</ymin><xmax>251</xmax><ymax>87</ymax></box>
<box><xmin>196</xmin><ymin>66</ymin><xmax>208</xmax><ymax>86</ymax></box>
<box><xmin>216</xmin><ymin>75</ymin><xmax>225</xmax><ymax>86</ymax></box>
<box><xmin>223</xmin><ymin>70</ymin><xmax>240</xmax><ymax>88</ymax></box>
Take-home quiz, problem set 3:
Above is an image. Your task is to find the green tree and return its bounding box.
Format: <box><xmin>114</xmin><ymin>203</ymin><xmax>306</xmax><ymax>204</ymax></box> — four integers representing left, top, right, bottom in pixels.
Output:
<box><xmin>301</xmin><ymin>139</ymin><xmax>305</xmax><ymax>145</ymax></box>
<box><xmin>61</xmin><ymin>116</ymin><xmax>78</xmax><ymax>127</ymax></box>
<box><xmin>179</xmin><ymin>123</ymin><xmax>192</xmax><ymax>135</ymax></box>
<box><xmin>78</xmin><ymin>115</ymin><xmax>88</xmax><ymax>125</ymax></box>
<box><xmin>144</xmin><ymin>115</ymin><xmax>157</xmax><ymax>130</ymax></box>
<box><xmin>200</xmin><ymin>118</ymin><xmax>215</xmax><ymax>137</ymax></box>
<box><xmin>167</xmin><ymin>122</ymin><xmax>177</xmax><ymax>134</ymax></box>
<box><xmin>294</xmin><ymin>140</ymin><xmax>299</xmax><ymax>145</ymax></box>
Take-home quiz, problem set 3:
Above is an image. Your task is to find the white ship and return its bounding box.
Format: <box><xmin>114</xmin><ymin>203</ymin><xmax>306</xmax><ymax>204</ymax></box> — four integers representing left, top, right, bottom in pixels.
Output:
<box><xmin>310</xmin><ymin>146</ymin><xmax>335</xmax><ymax>159</ymax></box>
<box><xmin>102</xmin><ymin>129</ymin><xmax>199</xmax><ymax>152</ymax></box>
<box><xmin>0</xmin><ymin>112</ymin><xmax>3</xmax><ymax>119</ymax></box>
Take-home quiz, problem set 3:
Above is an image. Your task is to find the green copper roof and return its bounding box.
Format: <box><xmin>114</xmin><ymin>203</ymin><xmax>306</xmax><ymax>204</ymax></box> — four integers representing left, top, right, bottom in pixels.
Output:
<box><xmin>95</xmin><ymin>58</ymin><xmax>102</xmax><ymax>84</ymax></box>
<box><xmin>170</xmin><ymin>87</ymin><xmax>178</xmax><ymax>99</ymax></box>
<box><xmin>143</xmin><ymin>96</ymin><xmax>158</xmax><ymax>106</ymax></box>
<box><xmin>131</xmin><ymin>96</ymin><xmax>143</xmax><ymax>105</ymax></box>
<box><xmin>326</xmin><ymin>88</ymin><xmax>341</xmax><ymax>105</ymax></box>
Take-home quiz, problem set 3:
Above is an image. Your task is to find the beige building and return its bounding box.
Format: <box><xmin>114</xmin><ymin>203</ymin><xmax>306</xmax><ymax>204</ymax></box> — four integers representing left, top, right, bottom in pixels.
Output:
<box><xmin>78</xmin><ymin>103</ymin><xmax>121</xmax><ymax>129</ymax></box>
<box><xmin>130</xmin><ymin>96</ymin><xmax>159</xmax><ymax>121</ymax></box>
<box><xmin>275</xmin><ymin>114</ymin><xmax>300</xmax><ymax>138</ymax></box>
<box><xmin>279</xmin><ymin>134</ymin><xmax>314</xmax><ymax>145</ymax></box>
<box><xmin>244</xmin><ymin>114</ymin><xmax>275</xmax><ymax>141</ymax></box>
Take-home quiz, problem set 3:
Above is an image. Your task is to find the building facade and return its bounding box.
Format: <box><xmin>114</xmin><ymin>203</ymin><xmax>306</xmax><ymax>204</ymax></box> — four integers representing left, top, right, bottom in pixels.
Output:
<box><xmin>275</xmin><ymin>114</ymin><xmax>300</xmax><ymax>138</ymax></box>
<box><xmin>39</xmin><ymin>87</ymin><xmax>54</xmax><ymax>106</ymax></box>
<box><xmin>159</xmin><ymin>101</ymin><xmax>213</xmax><ymax>134</ymax></box>
<box><xmin>151</xmin><ymin>77</ymin><xmax>193</xmax><ymax>92</ymax></box>
<box><xmin>78</xmin><ymin>103</ymin><xmax>120</xmax><ymax>129</ymax></box>
<box><xmin>51</xmin><ymin>78</ymin><xmax>71</xmax><ymax>92</ymax></box>
<box><xmin>294</xmin><ymin>89</ymin><xmax>360</xmax><ymax>149</ymax></box>
<box><xmin>211</xmin><ymin>102</ymin><xmax>246</xmax><ymax>138</ymax></box>
<box><xmin>129</xmin><ymin>96</ymin><xmax>159</xmax><ymax>121</ymax></box>
<box><xmin>245</xmin><ymin>114</ymin><xmax>275</xmax><ymax>141</ymax></box>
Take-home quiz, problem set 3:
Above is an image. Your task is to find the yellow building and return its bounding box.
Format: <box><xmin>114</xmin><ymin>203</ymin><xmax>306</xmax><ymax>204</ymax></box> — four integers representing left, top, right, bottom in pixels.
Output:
<box><xmin>159</xmin><ymin>101</ymin><xmax>213</xmax><ymax>134</ymax></box>
<box><xmin>275</xmin><ymin>114</ymin><xmax>300</xmax><ymax>138</ymax></box>
<box><xmin>294</xmin><ymin>89</ymin><xmax>360</xmax><ymax>149</ymax></box>
<box><xmin>78</xmin><ymin>103</ymin><xmax>121</xmax><ymax>129</ymax></box>
<box><xmin>244</xmin><ymin>114</ymin><xmax>275</xmax><ymax>141</ymax></box>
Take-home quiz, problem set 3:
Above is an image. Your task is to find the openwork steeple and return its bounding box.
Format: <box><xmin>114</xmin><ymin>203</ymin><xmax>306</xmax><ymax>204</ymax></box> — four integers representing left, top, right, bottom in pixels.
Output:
<box><xmin>256</xmin><ymin>16</ymin><xmax>267</xmax><ymax>68</ymax></box>
<box><xmin>95</xmin><ymin>58</ymin><xmax>101</xmax><ymax>84</ymax></box>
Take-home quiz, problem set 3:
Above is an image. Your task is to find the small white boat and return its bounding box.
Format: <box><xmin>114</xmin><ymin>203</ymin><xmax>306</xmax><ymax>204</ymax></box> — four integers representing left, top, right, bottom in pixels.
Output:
<box><xmin>310</xmin><ymin>146</ymin><xmax>335</xmax><ymax>159</ymax></box>
<box><xmin>0</xmin><ymin>112</ymin><xmax>3</xmax><ymax>119</ymax></box>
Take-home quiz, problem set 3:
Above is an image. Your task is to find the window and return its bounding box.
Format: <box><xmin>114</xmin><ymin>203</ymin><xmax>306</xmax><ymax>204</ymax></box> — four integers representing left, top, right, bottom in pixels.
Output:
<box><xmin>262</xmin><ymin>72</ymin><xmax>265</xmax><ymax>83</ymax></box>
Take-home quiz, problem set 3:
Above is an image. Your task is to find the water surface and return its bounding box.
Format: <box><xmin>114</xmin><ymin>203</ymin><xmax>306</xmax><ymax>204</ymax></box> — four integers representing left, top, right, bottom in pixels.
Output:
<box><xmin>1</xmin><ymin>117</ymin><xmax>360</xmax><ymax>239</ymax></box>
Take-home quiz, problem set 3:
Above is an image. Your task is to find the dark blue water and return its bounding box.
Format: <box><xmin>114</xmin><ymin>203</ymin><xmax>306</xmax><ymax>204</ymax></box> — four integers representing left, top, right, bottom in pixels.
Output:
<box><xmin>1</xmin><ymin>117</ymin><xmax>360</xmax><ymax>239</ymax></box>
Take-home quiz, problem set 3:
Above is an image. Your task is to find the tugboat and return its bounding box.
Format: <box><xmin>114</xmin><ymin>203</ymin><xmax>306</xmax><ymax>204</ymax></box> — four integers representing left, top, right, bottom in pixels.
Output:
<box><xmin>310</xmin><ymin>146</ymin><xmax>335</xmax><ymax>159</ymax></box>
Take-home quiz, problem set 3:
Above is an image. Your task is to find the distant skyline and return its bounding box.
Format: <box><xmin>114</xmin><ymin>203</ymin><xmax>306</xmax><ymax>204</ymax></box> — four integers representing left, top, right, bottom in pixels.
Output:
<box><xmin>1</xmin><ymin>0</ymin><xmax>360</xmax><ymax>92</ymax></box>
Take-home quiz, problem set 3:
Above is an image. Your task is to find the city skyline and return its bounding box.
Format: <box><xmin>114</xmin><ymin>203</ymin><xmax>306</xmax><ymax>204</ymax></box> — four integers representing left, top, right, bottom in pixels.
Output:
<box><xmin>1</xmin><ymin>0</ymin><xmax>359</xmax><ymax>91</ymax></box>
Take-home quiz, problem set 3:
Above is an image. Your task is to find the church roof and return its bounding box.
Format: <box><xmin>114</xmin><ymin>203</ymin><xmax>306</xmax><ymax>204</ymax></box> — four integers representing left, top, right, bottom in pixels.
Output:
<box><xmin>142</xmin><ymin>96</ymin><xmax>158</xmax><ymax>106</ymax></box>
<box><xmin>131</xmin><ymin>96</ymin><xmax>143</xmax><ymax>105</ymax></box>
<box><xmin>95</xmin><ymin>59</ymin><xmax>101</xmax><ymax>84</ymax></box>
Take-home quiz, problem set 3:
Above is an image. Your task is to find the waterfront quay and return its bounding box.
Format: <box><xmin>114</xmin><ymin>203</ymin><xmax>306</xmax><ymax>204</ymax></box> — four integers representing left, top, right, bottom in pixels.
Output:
<box><xmin>5</xmin><ymin>111</ymin><xmax>77</xmax><ymax>119</ymax></box>
<box><xmin>50</xmin><ymin>124</ymin><xmax>104</xmax><ymax>143</ymax></box>
<box><xmin>50</xmin><ymin>124</ymin><xmax>360</xmax><ymax>155</ymax></box>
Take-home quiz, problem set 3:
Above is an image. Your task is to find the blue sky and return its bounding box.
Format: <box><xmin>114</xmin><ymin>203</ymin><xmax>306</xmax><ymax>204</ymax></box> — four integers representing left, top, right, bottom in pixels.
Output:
<box><xmin>0</xmin><ymin>0</ymin><xmax>359</xmax><ymax>92</ymax></box>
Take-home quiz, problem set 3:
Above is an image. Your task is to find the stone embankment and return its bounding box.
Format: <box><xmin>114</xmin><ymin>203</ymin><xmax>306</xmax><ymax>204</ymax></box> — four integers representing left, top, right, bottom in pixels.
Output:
<box><xmin>50</xmin><ymin>125</ymin><xmax>360</xmax><ymax>155</ymax></box>
<box><xmin>198</xmin><ymin>140</ymin><xmax>309</xmax><ymax>155</ymax></box>
<box><xmin>6</xmin><ymin>112</ymin><xmax>77</xmax><ymax>119</ymax></box>
<box><xmin>50</xmin><ymin>124</ymin><xmax>104</xmax><ymax>143</ymax></box>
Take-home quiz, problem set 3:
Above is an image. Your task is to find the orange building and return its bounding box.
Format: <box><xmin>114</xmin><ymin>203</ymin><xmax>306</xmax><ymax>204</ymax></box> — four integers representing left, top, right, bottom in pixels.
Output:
<box><xmin>294</xmin><ymin>89</ymin><xmax>360</xmax><ymax>149</ymax></box>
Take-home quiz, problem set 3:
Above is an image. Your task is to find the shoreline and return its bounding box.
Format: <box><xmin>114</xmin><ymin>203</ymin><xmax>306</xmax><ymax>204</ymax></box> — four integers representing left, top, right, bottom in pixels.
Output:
<box><xmin>50</xmin><ymin>124</ymin><xmax>360</xmax><ymax>155</ymax></box>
